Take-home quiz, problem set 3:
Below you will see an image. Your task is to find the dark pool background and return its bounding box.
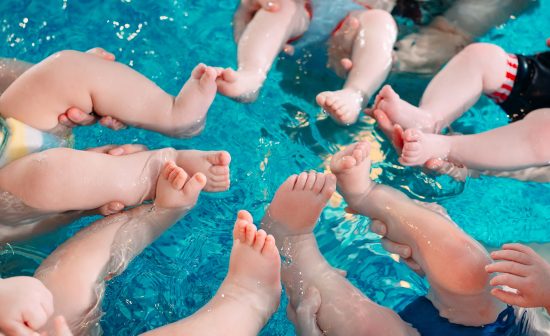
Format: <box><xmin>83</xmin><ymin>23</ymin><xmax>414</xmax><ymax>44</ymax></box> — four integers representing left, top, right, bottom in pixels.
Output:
<box><xmin>0</xmin><ymin>0</ymin><xmax>549</xmax><ymax>334</ymax></box>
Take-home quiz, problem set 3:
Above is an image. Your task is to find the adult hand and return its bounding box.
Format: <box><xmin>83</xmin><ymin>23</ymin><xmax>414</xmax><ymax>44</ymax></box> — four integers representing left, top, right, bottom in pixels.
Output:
<box><xmin>487</xmin><ymin>243</ymin><xmax>550</xmax><ymax>311</ymax></box>
<box><xmin>0</xmin><ymin>277</ymin><xmax>54</xmax><ymax>336</ymax></box>
<box><xmin>58</xmin><ymin>108</ymin><xmax>126</xmax><ymax>130</ymax></box>
<box><xmin>370</xmin><ymin>219</ymin><xmax>425</xmax><ymax>276</ymax></box>
<box><xmin>233</xmin><ymin>0</ymin><xmax>280</xmax><ymax>41</ymax></box>
<box><xmin>85</xmin><ymin>143</ymin><xmax>149</xmax><ymax>156</ymax></box>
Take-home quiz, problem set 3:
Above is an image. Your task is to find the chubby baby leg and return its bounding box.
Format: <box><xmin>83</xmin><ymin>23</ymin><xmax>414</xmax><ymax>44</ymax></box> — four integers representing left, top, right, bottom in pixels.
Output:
<box><xmin>317</xmin><ymin>10</ymin><xmax>397</xmax><ymax>125</ymax></box>
<box><xmin>143</xmin><ymin>211</ymin><xmax>281</xmax><ymax>336</ymax></box>
<box><xmin>375</xmin><ymin>43</ymin><xmax>510</xmax><ymax>133</ymax></box>
<box><xmin>216</xmin><ymin>0</ymin><xmax>310</xmax><ymax>102</ymax></box>
<box><xmin>0</xmin><ymin>50</ymin><xmax>218</xmax><ymax>137</ymax></box>
<box><xmin>0</xmin><ymin>147</ymin><xmax>230</xmax><ymax>214</ymax></box>
<box><xmin>34</xmin><ymin>162</ymin><xmax>205</xmax><ymax>335</ymax></box>
<box><xmin>331</xmin><ymin>142</ymin><xmax>505</xmax><ymax>326</ymax></box>
<box><xmin>398</xmin><ymin>108</ymin><xmax>550</xmax><ymax>171</ymax></box>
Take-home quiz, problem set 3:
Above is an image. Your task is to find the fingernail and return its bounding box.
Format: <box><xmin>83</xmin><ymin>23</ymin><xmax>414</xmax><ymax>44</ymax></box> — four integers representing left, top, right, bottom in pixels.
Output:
<box><xmin>110</xmin><ymin>148</ymin><xmax>124</xmax><ymax>155</ymax></box>
<box><xmin>111</xmin><ymin>203</ymin><xmax>123</xmax><ymax>211</ymax></box>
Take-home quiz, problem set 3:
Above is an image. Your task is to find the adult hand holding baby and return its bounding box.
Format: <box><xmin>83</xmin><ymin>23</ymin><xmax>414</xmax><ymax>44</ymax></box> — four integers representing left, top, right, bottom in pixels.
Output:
<box><xmin>0</xmin><ymin>276</ymin><xmax>53</xmax><ymax>336</ymax></box>
<box><xmin>369</xmin><ymin>219</ymin><xmax>425</xmax><ymax>276</ymax></box>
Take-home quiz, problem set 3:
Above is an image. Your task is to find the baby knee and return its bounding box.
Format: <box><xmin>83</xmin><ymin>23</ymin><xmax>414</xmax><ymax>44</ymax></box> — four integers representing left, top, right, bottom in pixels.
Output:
<box><xmin>459</xmin><ymin>43</ymin><xmax>505</xmax><ymax>63</ymax></box>
<box><xmin>358</xmin><ymin>9</ymin><xmax>394</xmax><ymax>25</ymax></box>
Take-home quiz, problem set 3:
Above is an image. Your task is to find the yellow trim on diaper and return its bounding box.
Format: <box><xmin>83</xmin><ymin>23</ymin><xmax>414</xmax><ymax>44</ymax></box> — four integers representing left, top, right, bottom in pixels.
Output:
<box><xmin>5</xmin><ymin>118</ymin><xmax>30</xmax><ymax>162</ymax></box>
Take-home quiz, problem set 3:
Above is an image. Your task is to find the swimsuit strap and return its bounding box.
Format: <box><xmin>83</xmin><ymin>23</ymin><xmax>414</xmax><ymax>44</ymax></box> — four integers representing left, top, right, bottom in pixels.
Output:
<box><xmin>0</xmin><ymin>117</ymin><xmax>10</xmax><ymax>155</ymax></box>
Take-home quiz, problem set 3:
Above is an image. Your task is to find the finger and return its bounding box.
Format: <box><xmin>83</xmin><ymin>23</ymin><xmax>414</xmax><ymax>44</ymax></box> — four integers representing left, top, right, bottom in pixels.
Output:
<box><xmin>489</xmin><ymin>273</ymin><xmax>524</xmax><ymax>289</ymax></box>
<box><xmin>485</xmin><ymin>261</ymin><xmax>529</xmax><ymax>277</ymax></box>
<box><xmin>99</xmin><ymin>116</ymin><xmax>127</xmax><ymax>130</ymax></box>
<box><xmin>85</xmin><ymin>145</ymin><xmax>117</xmax><ymax>154</ymax></box>
<box><xmin>98</xmin><ymin>201</ymin><xmax>125</xmax><ymax>216</ymax></box>
<box><xmin>369</xmin><ymin>219</ymin><xmax>387</xmax><ymax>236</ymax></box>
<box><xmin>491</xmin><ymin>288</ymin><xmax>526</xmax><ymax>307</ymax></box>
<box><xmin>54</xmin><ymin>316</ymin><xmax>73</xmax><ymax>336</ymax></box>
<box><xmin>490</xmin><ymin>250</ymin><xmax>532</xmax><ymax>265</ymax></box>
<box><xmin>22</xmin><ymin>307</ymin><xmax>49</xmax><ymax>331</ymax></box>
<box><xmin>373</xmin><ymin>109</ymin><xmax>394</xmax><ymax>139</ymax></box>
<box><xmin>107</xmin><ymin>144</ymin><xmax>148</xmax><ymax>156</ymax></box>
<box><xmin>392</xmin><ymin>124</ymin><xmax>405</xmax><ymax>151</ymax></box>
<box><xmin>259</xmin><ymin>0</ymin><xmax>280</xmax><ymax>11</ymax></box>
<box><xmin>283</xmin><ymin>44</ymin><xmax>295</xmax><ymax>56</ymax></box>
<box><xmin>2</xmin><ymin>322</ymin><xmax>37</xmax><ymax>336</ymax></box>
<box><xmin>58</xmin><ymin>114</ymin><xmax>77</xmax><ymax>128</ymax></box>
<box><xmin>403</xmin><ymin>258</ymin><xmax>425</xmax><ymax>275</ymax></box>
<box><xmin>381</xmin><ymin>238</ymin><xmax>412</xmax><ymax>259</ymax></box>
<box><xmin>66</xmin><ymin>108</ymin><xmax>97</xmax><ymax>126</ymax></box>
<box><xmin>501</xmin><ymin>243</ymin><xmax>536</xmax><ymax>256</ymax></box>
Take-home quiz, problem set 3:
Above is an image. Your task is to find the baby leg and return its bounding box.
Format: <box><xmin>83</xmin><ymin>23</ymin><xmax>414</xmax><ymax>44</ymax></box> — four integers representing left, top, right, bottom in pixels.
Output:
<box><xmin>331</xmin><ymin>142</ymin><xmax>505</xmax><ymax>326</ymax></box>
<box><xmin>142</xmin><ymin>211</ymin><xmax>281</xmax><ymax>336</ymax></box>
<box><xmin>374</xmin><ymin>43</ymin><xmax>510</xmax><ymax>132</ymax></box>
<box><xmin>398</xmin><ymin>108</ymin><xmax>550</xmax><ymax>170</ymax></box>
<box><xmin>216</xmin><ymin>0</ymin><xmax>310</xmax><ymax>102</ymax></box>
<box><xmin>0</xmin><ymin>51</ymin><xmax>217</xmax><ymax>137</ymax></box>
<box><xmin>0</xmin><ymin>147</ymin><xmax>230</xmax><ymax>212</ymax></box>
<box><xmin>317</xmin><ymin>10</ymin><xmax>397</xmax><ymax>125</ymax></box>
<box><xmin>34</xmin><ymin>163</ymin><xmax>205</xmax><ymax>335</ymax></box>
<box><xmin>0</xmin><ymin>58</ymin><xmax>33</xmax><ymax>94</ymax></box>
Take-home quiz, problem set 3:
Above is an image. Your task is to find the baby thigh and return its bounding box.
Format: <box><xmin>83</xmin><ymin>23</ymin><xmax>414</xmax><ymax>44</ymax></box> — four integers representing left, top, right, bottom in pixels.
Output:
<box><xmin>0</xmin><ymin>50</ymin><xmax>97</xmax><ymax>131</ymax></box>
<box><xmin>0</xmin><ymin>147</ymin><xmax>175</xmax><ymax>212</ymax></box>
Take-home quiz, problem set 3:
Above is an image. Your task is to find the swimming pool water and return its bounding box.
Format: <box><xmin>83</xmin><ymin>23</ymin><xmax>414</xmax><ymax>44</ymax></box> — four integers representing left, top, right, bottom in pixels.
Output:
<box><xmin>1</xmin><ymin>0</ymin><xmax>549</xmax><ymax>334</ymax></box>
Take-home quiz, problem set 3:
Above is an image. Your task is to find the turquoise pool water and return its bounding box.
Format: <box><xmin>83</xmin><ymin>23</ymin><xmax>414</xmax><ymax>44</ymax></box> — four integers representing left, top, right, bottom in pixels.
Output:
<box><xmin>1</xmin><ymin>0</ymin><xmax>549</xmax><ymax>334</ymax></box>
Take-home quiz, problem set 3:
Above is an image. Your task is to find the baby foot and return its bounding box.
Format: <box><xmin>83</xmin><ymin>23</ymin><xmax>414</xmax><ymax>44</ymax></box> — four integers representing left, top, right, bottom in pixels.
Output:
<box><xmin>219</xmin><ymin>210</ymin><xmax>282</xmax><ymax>326</ymax></box>
<box><xmin>154</xmin><ymin>162</ymin><xmax>206</xmax><ymax>209</ymax></box>
<box><xmin>398</xmin><ymin>128</ymin><xmax>451</xmax><ymax>167</ymax></box>
<box><xmin>372</xmin><ymin>85</ymin><xmax>435</xmax><ymax>132</ymax></box>
<box><xmin>266</xmin><ymin>171</ymin><xmax>336</xmax><ymax>235</ymax></box>
<box><xmin>216</xmin><ymin>68</ymin><xmax>265</xmax><ymax>103</ymax></box>
<box><xmin>316</xmin><ymin>89</ymin><xmax>365</xmax><ymax>125</ymax></box>
<box><xmin>175</xmin><ymin>150</ymin><xmax>231</xmax><ymax>192</ymax></box>
<box><xmin>330</xmin><ymin>142</ymin><xmax>374</xmax><ymax>209</ymax></box>
<box><xmin>172</xmin><ymin>63</ymin><xmax>219</xmax><ymax>137</ymax></box>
